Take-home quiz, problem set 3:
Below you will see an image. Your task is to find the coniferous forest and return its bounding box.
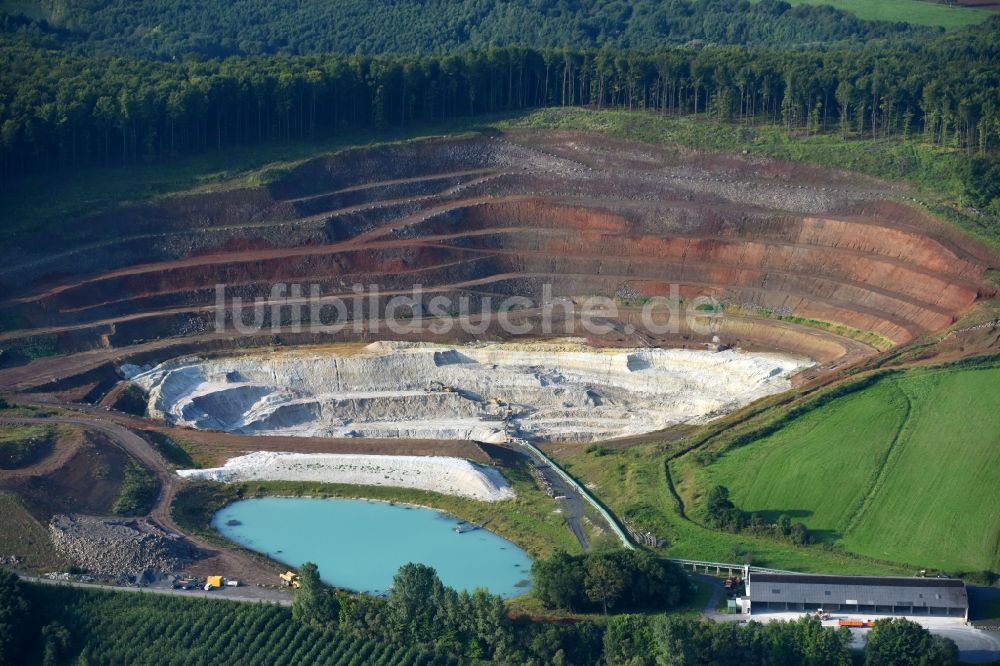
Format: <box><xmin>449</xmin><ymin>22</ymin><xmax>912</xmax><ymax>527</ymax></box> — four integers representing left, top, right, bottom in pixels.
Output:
<box><xmin>11</xmin><ymin>0</ymin><xmax>939</xmax><ymax>57</ymax></box>
<box><xmin>0</xmin><ymin>5</ymin><xmax>998</xmax><ymax>203</ymax></box>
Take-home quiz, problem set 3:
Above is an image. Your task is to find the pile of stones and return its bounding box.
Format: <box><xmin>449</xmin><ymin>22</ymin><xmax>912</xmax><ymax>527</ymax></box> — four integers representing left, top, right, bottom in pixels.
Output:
<box><xmin>49</xmin><ymin>514</ymin><xmax>198</xmax><ymax>581</ymax></box>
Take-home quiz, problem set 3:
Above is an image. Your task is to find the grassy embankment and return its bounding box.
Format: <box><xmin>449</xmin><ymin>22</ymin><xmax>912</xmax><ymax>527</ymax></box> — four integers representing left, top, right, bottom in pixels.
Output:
<box><xmin>549</xmin><ymin>358</ymin><xmax>1000</xmax><ymax>578</ymax></box>
<box><xmin>110</xmin><ymin>459</ymin><xmax>158</xmax><ymax>516</ymax></box>
<box><xmin>0</xmin><ymin>423</ymin><xmax>67</xmax><ymax>570</ymax></box>
<box><xmin>137</xmin><ymin>429</ymin><xmax>197</xmax><ymax>468</ymax></box>
<box><xmin>0</xmin><ymin>401</ymin><xmax>65</xmax><ymax>419</ymax></box>
<box><xmin>0</xmin><ymin>423</ymin><xmax>54</xmax><ymax>468</ymax></box>
<box><xmin>0</xmin><ymin>493</ymin><xmax>64</xmax><ymax>570</ymax></box>
<box><xmin>721</xmin><ymin>304</ymin><xmax>896</xmax><ymax>351</ymax></box>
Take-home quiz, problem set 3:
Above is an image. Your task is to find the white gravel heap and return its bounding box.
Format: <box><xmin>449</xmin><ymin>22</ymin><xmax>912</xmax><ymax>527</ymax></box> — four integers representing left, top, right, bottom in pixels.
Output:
<box><xmin>127</xmin><ymin>341</ymin><xmax>812</xmax><ymax>443</ymax></box>
<box><xmin>177</xmin><ymin>451</ymin><xmax>515</xmax><ymax>502</ymax></box>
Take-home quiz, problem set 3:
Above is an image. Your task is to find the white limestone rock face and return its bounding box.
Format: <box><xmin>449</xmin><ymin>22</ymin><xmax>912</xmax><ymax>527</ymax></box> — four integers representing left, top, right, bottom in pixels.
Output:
<box><xmin>130</xmin><ymin>341</ymin><xmax>812</xmax><ymax>443</ymax></box>
<box><xmin>177</xmin><ymin>452</ymin><xmax>515</xmax><ymax>502</ymax></box>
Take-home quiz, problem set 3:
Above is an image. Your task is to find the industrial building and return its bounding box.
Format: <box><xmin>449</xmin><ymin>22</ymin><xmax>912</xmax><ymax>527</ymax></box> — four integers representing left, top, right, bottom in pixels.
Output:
<box><xmin>742</xmin><ymin>572</ymin><xmax>968</xmax><ymax>621</ymax></box>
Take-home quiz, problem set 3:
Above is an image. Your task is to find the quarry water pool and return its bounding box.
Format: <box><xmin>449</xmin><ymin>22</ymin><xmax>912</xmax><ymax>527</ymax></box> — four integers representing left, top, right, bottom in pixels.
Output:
<box><xmin>213</xmin><ymin>497</ymin><xmax>533</xmax><ymax>596</ymax></box>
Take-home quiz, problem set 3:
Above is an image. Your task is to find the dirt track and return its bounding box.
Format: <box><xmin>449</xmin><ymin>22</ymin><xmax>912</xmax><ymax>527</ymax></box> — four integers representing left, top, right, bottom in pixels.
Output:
<box><xmin>0</xmin><ymin>415</ymin><xmax>283</xmax><ymax>586</ymax></box>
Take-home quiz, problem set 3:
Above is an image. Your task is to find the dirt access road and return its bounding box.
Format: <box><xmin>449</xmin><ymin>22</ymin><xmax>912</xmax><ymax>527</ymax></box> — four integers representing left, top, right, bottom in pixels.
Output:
<box><xmin>0</xmin><ymin>414</ymin><xmax>285</xmax><ymax>588</ymax></box>
<box><xmin>20</xmin><ymin>574</ymin><xmax>291</xmax><ymax>606</ymax></box>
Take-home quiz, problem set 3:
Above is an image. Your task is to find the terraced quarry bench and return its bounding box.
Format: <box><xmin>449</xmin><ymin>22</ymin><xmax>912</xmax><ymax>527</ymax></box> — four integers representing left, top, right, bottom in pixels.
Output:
<box><xmin>0</xmin><ymin>131</ymin><xmax>995</xmax><ymax>396</ymax></box>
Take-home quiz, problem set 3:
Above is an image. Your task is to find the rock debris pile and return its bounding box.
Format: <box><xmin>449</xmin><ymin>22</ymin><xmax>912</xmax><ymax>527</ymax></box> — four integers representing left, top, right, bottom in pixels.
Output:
<box><xmin>49</xmin><ymin>514</ymin><xmax>198</xmax><ymax>581</ymax></box>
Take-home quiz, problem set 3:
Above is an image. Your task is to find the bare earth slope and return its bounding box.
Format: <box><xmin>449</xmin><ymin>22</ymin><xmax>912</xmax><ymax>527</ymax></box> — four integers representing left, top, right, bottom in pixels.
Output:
<box><xmin>1</xmin><ymin>131</ymin><xmax>995</xmax><ymax>398</ymax></box>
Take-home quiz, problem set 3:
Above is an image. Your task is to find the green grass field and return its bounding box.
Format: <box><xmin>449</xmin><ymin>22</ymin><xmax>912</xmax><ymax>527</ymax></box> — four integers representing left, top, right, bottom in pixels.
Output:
<box><xmin>756</xmin><ymin>0</ymin><xmax>992</xmax><ymax>28</ymax></box>
<box><xmin>553</xmin><ymin>441</ymin><xmax>912</xmax><ymax>576</ymax></box>
<box><xmin>685</xmin><ymin>366</ymin><xmax>1000</xmax><ymax>574</ymax></box>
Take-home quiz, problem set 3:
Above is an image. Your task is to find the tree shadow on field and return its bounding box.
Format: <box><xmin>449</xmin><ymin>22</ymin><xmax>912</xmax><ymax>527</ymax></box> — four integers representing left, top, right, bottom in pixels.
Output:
<box><xmin>803</xmin><ymin>528</ymin><xmax>841</xmax><ymax>544</ymax></box>
<box><xmin>753</xmin><ymin>508</ymin><xmax>813</xmax><ymax>522</ymax></box>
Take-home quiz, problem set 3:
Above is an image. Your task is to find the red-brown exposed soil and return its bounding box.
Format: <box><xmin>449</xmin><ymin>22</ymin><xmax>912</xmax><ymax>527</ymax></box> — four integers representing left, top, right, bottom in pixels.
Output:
<box><xmin>0</xmin><ymin>425</ymin><xmax>129</xmax><ymax>520</ymax></box>
<box><xmin>1</xmin><ymin>131</ymin><xmax>995</xmax><ymax>390</ymax></box>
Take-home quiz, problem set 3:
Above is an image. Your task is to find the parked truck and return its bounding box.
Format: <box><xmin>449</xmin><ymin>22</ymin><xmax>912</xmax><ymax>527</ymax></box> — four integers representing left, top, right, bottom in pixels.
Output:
<box><xmin>280</xmin><ymin>571</ymin><xmax>301</xmax><ymax>589</ymax></box>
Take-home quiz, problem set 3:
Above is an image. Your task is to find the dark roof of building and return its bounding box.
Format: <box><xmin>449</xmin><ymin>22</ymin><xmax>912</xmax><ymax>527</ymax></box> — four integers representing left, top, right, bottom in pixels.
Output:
<box><xmin>749</xmin><ymin>573</ymin><xmax>967</xmax><ymax>609</ymax></box>
<box><xmin>753</xmin><ymin>573</ymin><xmax>965</xmax><ymax>588</ymax></box>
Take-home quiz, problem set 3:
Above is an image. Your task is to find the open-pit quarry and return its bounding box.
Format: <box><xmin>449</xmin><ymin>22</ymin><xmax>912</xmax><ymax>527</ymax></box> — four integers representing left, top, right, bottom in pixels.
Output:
<box><xmin>1</xmin><ymin>130</ymin><xmax>994</xmax><ymax>388</ymax></box>
<box><xmin>127</xmin><ymin>342</ymin><xmax>810</xmax><ymax>443</ymax></box>
<box><xmin>0</xmin><ymin>129</ymin><xmax>996</xmax><ymax>588</ymax></box>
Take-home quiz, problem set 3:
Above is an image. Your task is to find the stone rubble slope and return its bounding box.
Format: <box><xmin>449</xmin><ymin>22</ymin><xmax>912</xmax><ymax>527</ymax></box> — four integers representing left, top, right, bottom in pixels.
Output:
<box><xmin>177</xmin><ymin>451</ymin><xmax>515</xmax><ymax>502</ymax></box>
<box><xmin>127</xmin><ymin>341</ymin><xmax>812</xmax><ymax>443</ymax></box>
<box><xmin>49</xmin><ymin>514</ymin><xmax>198</xmax><ymax>581</ymax></box>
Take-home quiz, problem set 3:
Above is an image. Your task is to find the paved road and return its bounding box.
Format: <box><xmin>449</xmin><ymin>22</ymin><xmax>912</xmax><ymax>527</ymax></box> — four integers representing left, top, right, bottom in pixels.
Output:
<box><xmin>929</xmin><ymin>625</ymin><xmax>1000</xmax><ymax>664</ymax></box>
<box><xmin>20</xmin><ymin>574</ymin><xmax>291</xmax><ymax>606</ymax></box>
<box><xmin>540</xmin><ymin>461</ymin><xmax>590</xmax><ymax>551</ymax></box>
<box><xmin>499</xmin><ymin>443</ymin><xmax>590</xmax><ymax>551</ymax></box>
<box><xmin>844</xmin><ymin>623</ymin><xmax>1000</xmax><ymax>664</ymax></box>
<box><xmin>691</xmin><ymin>573</ymin><xmax>726</xmax><ymax>616</ymax></box>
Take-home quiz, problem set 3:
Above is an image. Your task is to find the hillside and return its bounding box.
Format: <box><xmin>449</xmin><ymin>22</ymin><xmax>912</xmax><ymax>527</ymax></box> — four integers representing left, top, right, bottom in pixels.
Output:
<box><xmin>1</xmin><ymin>20</ymin><xmax>998</xmax><ymax>214</ymax></box>
<box><xmin>676</xmin><ymin>364</ymin><xmax>1000</xmax><ymax>573</ymax></box>
<box><xmin>1</xmin><ymin>0</ymin><xmax>999</xmax><ymax>663</ymax></box>
<box><xmin>0</xmin><ymin>0</ymin><xmax>948</xmax><ymax>57</ymax></box>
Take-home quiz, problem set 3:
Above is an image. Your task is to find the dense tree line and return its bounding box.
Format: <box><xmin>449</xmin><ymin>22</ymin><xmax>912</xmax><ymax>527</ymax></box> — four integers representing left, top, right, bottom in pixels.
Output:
<box><xmin>296</xmin><ymin>560</ymin><xmax>959</xmax><ymax>665</ymax></box>
<box><xmin>605</xmin><ymin>614</ymin><xmax>958</xmax><ymax>666</ymax></box>
<box><xmin>294</xmin><ymin>561</ymin><xmax>606</xmax><ymax>664</ymax></box>
<box><xmin>2</xmin><ymin>567</ymin><xmax>454</xmax><ymax>665</ymax></box>
<box><xmin>0</xmin><ymin>570</ymin><xmax>26</xmax><ymax>666</ymax></box>
<box><xmin>704</xmin><ymin>485</ymin><xmax>812</xmax><ymax>544</ymax></box>
<box><xmin>2</xmin><ymin>17</ymin><xmax>998</xmax><ymax>203</ymax></box>
<box><xmin>14</xmin><ymin>0</ymin><xmax>934</xmax><ymax>58</ymax></box>
<box><xmin>1</xmin><ymin>565</ymin><xmax>962</xmax><ymax>665</ymax></box>
<box><xmin>531</xmin><ymin>550</ymin><xmax>690</xmax><ymax>614</ymax></box>
<box><xmin>863</xmin><ymin>618</ymin><xmax>959</xmax><ymax>666</ymax></box>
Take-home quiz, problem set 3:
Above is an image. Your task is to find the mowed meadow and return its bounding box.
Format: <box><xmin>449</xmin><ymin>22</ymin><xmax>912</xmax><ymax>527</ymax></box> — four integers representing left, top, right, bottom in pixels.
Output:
<box><xmin>685</xmin><ymin>365</ymin><xmax>1000</xmax><ymax>574</ymax></box>
<box><xmin>770</xmin><ymin>0</ymin><xmax>992</xmax><ymax>29</ymax></box>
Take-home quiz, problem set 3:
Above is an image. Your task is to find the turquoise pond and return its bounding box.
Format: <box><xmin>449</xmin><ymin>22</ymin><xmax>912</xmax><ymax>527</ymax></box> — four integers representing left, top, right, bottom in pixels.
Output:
<box><xmin>213</xmin><ymin>497</ymin><xmax>533</xmax><ymax>597</ymax></box>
